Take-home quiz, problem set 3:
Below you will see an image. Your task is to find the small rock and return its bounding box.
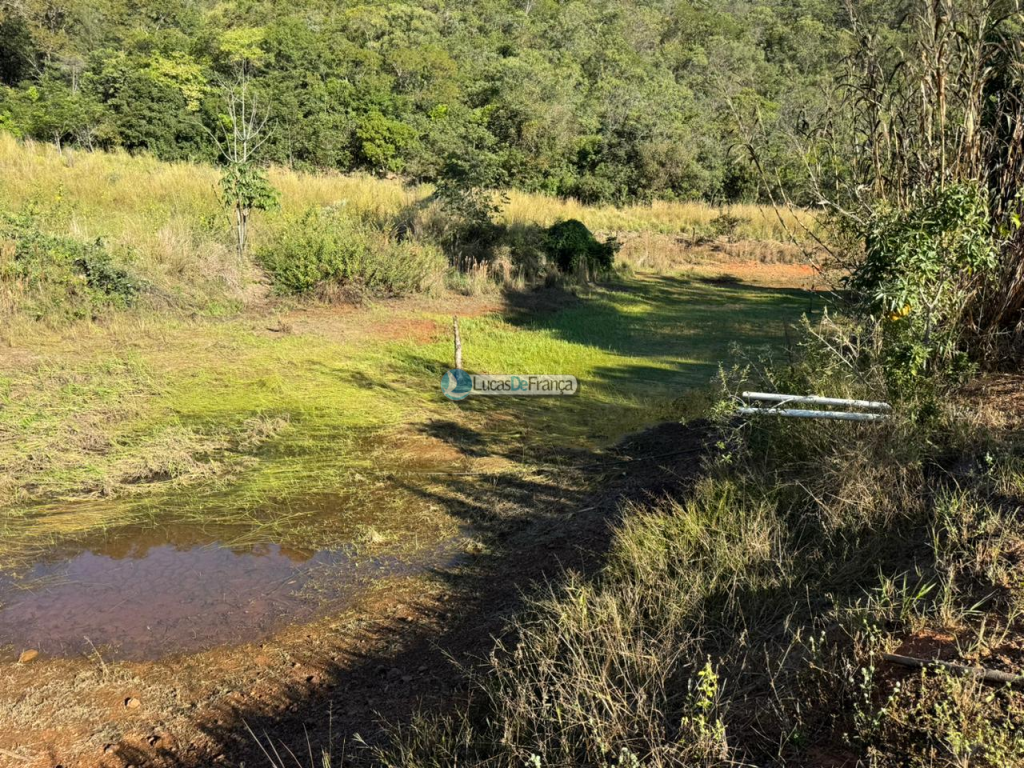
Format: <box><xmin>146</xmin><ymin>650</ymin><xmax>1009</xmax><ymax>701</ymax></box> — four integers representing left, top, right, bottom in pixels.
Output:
<box><xmin>124</xmin><ymin>696</ymin><xmax>141</xmax><ymax>709</ymax></box>
<box><xmin>17</xmin><ymin>649</ymin><xmax>38</xmax><ymax>664</ymax></box>
<box><xmin>401</xmin><ymin>675</ymin><xmax>413</xmax><ymax>683</ymax></box>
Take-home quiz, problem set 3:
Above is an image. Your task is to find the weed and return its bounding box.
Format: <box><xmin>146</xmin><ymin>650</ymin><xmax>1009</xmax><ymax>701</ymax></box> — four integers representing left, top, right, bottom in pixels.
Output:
<box><xmin>858</xmin><ymin>666</ymin><xmax>1024</xmax><ymax>768</ymax></box>
<box><xmin>0</xmin><ymin>212</ymin><xmax>137</xmax><ymax>321</ymax></box>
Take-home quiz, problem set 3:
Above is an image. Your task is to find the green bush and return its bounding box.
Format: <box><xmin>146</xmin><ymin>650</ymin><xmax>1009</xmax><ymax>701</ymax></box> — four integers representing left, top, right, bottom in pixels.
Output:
<box><xmin>543</xmin><ymin>219</ymin><xmax>618</xmax><ymax>276</ymax></box>
<box><xmin>256</xmin><ymin>207</ymin><xmax>369</xmax><ymax>294</ymax></box>
<box><xmin>847</xmin><ymin>184</ymin><xmax>998</xmax><ymax>393</ymax></box>
<box><xmin>0</xmin><ymin>212</ymin><xmax>138</xmax><ymax>320</ymax></box>
<box><xmin>257</xmin><ymin>206</ymin><xmax>445</xmax><ymax>296</ymax></box>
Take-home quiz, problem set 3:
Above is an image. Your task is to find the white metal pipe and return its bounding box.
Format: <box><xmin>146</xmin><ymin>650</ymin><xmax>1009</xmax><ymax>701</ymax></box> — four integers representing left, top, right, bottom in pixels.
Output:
<box><xmin>741</xmin><ymin>392</ymin><xmax>892</xmax><ymax>412</ymax></box>
<box><xmin>737</xmin><ymin>407</ymin><xmax>889</xmax><ymax>422</ymax></box>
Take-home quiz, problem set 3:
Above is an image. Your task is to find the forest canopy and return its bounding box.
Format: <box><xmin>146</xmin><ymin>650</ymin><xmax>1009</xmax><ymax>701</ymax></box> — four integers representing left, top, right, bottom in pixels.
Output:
<box><xmin>1</xmin><ymin>0</ymin><xmax>865</xmax><ymax>204</ymax></box>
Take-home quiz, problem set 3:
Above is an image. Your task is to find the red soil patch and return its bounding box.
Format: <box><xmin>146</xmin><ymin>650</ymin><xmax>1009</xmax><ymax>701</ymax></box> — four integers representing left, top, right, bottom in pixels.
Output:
<box><xmin>273</xmin><ymin>293</ymin><xmax>503</xmax><ymax>346</ymax></box>
<box><xmin>893</xmin><ymin>628</ymin><xmax>959</xmax><ymax>662</ymax></box>
<box><xmin>698</xmin><ymin>260</ymin><xmax>820</xmax><ymax>289</ymax></box>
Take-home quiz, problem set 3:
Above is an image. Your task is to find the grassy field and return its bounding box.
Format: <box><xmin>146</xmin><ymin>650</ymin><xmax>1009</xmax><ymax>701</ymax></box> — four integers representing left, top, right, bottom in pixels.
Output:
<box><xmin>0</xmin><ymin>273</ymin><xmax>813</xmax><ymax>570</ymax></box>
<box><xmin>8</xmin><ymin>134</ymin><xmax>1021</xmax><ymax>768</ymax></box>
<box><xmin>0</xmin><ymin>134</ymin><xmax>811</xmax><ymax>321</ymax></box>
<box><xmin>0</xmin><ymin>134</ymin><xmax>816</xmax><ymax>570</ymax></box>
<box><xmin>0</xmin><ymin>134</ymin><xmax>832</xmax><ymax>766</ymax></box>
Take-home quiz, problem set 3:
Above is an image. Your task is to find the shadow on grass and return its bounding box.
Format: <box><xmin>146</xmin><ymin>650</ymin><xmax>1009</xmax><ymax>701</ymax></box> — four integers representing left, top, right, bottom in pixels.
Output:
<box><xmin>503</xmin><ymin>274</ymin><xmax>822</xmax><ymax>365</ymax></box>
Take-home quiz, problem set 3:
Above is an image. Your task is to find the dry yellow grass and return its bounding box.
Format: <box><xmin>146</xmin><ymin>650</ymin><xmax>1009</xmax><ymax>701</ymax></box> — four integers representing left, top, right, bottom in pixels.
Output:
<box><xmin>0</xmin><ymin>133</ymin><xmax>815</xmax><ymax>337</ymax></box>
<box><xmin>0</xmin><ymin>134</ymin><xmax>808</xmax><ymax>259</ymax></box>
<box><xmin>501</xmin><ymin>190</ymin><xmax>814</xmax><ymax>241</ymax></box>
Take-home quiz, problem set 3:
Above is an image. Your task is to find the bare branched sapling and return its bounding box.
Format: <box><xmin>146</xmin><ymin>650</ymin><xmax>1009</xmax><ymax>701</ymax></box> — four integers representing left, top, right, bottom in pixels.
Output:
<box><xmin>214</xmin><ymin>70</ymin><xmax>278</xmax><ymax>258</ymax></box>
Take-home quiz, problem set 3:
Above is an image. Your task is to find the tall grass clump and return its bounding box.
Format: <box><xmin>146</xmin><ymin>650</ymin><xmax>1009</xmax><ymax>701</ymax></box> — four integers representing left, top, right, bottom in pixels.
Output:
<box><xmin>383</xmin><ymin>480</ymin><xmax>777</xmax><ymax>768</ymax></box>
<box><xmin>256</xmin><ymin>205</ymin><xmax>445</xmax><ymax>297</ymax></box>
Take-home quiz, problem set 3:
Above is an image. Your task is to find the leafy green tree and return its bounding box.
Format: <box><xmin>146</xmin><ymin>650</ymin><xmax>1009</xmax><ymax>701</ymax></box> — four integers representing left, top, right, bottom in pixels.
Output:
<box><xmin>22</xmin><ymin>72</ymin><xmax>106</xmax><ymax>153</ymax></box>
<box><xmin>354</xmin><ymin>111</ymin><xmax>416</xmax><ymax>174</ymax></box>
<box><xmin>93</xmin><ymin>50</ymin><xmax>209</xmax><ymax>159</ymax></box>
<box><xmin>0</xmin><ymin>12</ymin><xmax>37</xmax><ymax>86</ymax></box>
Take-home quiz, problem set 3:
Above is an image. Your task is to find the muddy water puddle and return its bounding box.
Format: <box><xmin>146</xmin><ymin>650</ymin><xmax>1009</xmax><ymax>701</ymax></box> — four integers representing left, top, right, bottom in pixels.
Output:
<box><xmin>0</xmin><ymin>451</ymin><xmax>469</xmax><ymax>660</ymax></box>
<box><xmin>0</xmin><ymin>520</ymin><xmax>459</xmax><ymax>660</ymax></box>
<box><xmin>0</xmin><ymin>426</ymin><xmax>479</xmax><ymax>660</ymax></box>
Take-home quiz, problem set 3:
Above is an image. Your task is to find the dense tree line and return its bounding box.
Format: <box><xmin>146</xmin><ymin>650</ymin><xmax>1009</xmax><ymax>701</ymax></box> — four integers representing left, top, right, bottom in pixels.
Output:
<box><xmin>0</xmin><ymin>0</ymin><xmax>854</xmax><ymax>203</ymax></box>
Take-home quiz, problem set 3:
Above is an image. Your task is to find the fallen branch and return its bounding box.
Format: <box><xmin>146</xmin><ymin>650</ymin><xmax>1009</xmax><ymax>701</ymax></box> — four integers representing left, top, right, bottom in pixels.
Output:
<box><xmin>882</xmin><ymin>652</ymin><xmax>1024</xmax><ymax>688</ymax></box>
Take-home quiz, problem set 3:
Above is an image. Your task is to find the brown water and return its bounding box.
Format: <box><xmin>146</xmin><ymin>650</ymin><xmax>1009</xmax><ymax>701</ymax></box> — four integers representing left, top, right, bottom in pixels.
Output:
<box><xmin>0</xmin><ymin>523</ymin><xmax>453</xmax><ymax>660</ymax></box>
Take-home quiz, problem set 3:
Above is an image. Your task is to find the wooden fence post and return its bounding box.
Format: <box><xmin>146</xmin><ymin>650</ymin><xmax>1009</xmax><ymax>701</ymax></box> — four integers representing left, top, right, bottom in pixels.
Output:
<box><xmin>453</xmin><ymin>316</ymin><xmax>462</xmax><ymax>370</ymax></box>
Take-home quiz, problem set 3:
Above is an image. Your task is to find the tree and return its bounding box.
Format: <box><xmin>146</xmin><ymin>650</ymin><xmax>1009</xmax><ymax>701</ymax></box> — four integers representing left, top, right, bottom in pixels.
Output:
<box><xmin>24</xmin><ymin>72</ymin><xmax>105</xmax><ymax>153</ymax></box>
<box><xmin>432</xmin><ymin>150</ymin><xmax>508</xmax><ymax>269</ymax></box>
<box><xmin>0</xmin><ymin>12</ymin><xmax>38</xmax><ymax>86</ymax></box>
<box><xmin>354</xmin><ymin>111</ymin><xmax>416</xmax><ymax>174</ymax></box>
<box><xmin>214</xmin><ymin>71</ymin><xmax>277</xmax><ymax>258</ymax></box>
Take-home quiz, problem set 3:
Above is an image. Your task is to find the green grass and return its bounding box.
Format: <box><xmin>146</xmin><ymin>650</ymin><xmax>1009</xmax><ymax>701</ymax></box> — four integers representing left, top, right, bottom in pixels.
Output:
<box><xmin>0</xmin><ymin>272</ymin><xmax>813</xmax><ymax>569</ymax></box>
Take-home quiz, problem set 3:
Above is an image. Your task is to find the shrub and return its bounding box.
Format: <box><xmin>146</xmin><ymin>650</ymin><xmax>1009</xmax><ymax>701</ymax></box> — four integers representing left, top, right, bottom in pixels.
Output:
<box><xmin>543</xmin><ymin>219</ymin><xmax>618</xmax><ymax>276</ymax></box>
<box><xmin>709</xmin><ymin>210</ymin><xmax>743</xmax><ymax>241</ymax></box>
<box><xmin>256</xmin><ymin>206</ymin><xmax>369</xmax><ymax>294</ymax></box>
<box><xmin>0</xmin><ymin>212</ymin><xmax>138</xmax><ymax>320</ymax></box>
<box><xmin>847</xmin><ymin>184</ymin><xmax>998</xmax><ymax>394</ymax></box>
<box><xmin>256</xmin><ymin>206</ymin><xmax>445</xmax><ymax>296</ymax></box>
